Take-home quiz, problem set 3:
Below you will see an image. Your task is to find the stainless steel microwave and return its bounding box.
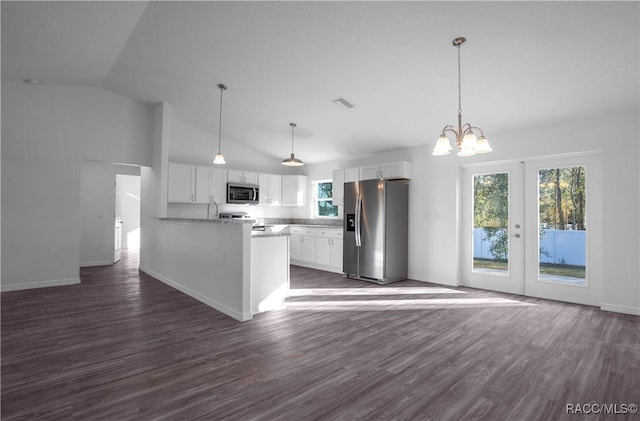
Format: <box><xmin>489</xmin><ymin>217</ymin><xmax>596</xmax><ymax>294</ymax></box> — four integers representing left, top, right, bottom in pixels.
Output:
<box><xmin>227</xmin><ymin>182</ymin><xmax>259</xmax><ymax>204</ymax></box>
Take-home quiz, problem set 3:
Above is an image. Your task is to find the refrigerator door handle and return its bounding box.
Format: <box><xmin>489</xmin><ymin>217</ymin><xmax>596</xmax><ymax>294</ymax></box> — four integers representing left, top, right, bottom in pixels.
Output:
<box><xmin>355</xmin><ymin>194</ymin><xmax>362</xmax><ymax>247</ymax></box>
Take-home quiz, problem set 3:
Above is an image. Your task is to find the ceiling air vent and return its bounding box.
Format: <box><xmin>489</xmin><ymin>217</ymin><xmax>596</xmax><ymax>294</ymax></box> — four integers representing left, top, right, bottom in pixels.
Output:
<box><xmin>331</xmin><ymin>97</ymin><xmax>355</xmax><ymax>110</ymax></box>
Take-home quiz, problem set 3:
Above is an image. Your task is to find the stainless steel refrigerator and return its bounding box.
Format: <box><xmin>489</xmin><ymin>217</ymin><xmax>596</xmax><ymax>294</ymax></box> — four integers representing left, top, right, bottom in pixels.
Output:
<box><xmin>343</xmin><ymin>179</ymin><xmax>409</xmax><ymax>284</ymax></box>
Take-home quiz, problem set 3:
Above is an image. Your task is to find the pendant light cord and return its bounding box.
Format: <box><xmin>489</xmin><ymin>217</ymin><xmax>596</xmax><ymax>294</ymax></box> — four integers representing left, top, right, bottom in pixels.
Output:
<box><xmin>218</xmin><ymin>86</ymin><xmax>224</xmax><ymax>153</ymax></box>
<box><xmin>290</xmin><ymin>122</ymin><xmax>297</xmax><ymax>154</ymax></box>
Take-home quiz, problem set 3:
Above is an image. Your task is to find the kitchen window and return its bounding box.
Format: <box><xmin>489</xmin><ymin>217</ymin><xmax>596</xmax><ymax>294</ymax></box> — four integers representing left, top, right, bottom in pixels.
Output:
<box><xmin>313</xmin><ymin>180</ymin><xmax>338</xmax><ymax>218</ymax></box>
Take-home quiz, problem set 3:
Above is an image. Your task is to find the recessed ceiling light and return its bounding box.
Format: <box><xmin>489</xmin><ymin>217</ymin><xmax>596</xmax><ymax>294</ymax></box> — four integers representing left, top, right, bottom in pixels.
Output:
<box><xmin>331</xmin><ymin>97</ymin><xmax>355</xmax><ymax>110</ymax></box>
<box><xmin>24</xmin><ymin>79</ymin><xmax>39</xmax><ymax>85</ymax></box>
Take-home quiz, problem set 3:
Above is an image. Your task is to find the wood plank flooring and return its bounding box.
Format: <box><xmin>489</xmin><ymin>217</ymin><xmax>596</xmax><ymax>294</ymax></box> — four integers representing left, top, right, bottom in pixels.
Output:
<box><xmin>2</xmin><ymin>250</ymin><xmax>639</xmax><ymax>420</ymax></box>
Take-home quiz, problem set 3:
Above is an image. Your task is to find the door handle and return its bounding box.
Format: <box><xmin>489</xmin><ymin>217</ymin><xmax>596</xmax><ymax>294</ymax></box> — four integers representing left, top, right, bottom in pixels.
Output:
<box><xmin>355</xmin><ymin>194</ymin><xmax>362</xmax><ymax>247</ymax></box>
<box><xmin>512</xmin><ymin>233</ymin><xmax>521</xmax><ymax>238</ymax></box>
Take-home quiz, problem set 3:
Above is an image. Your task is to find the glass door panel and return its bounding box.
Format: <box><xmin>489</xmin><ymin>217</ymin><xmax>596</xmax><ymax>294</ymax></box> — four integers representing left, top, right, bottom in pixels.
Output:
<box><xmin>537</xmin><ymin>166</ymin><xmax>587</xmax><ymax>286</ymax></box>
<box><xmin>473</xmin><ymin>173</ymin><xmax>510</xmax><ymax>275</ymax></box>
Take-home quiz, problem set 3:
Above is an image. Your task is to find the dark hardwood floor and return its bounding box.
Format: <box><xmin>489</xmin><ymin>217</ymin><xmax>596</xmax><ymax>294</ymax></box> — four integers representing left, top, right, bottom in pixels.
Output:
<box><xmin>2</xmin><ymin>250</ymin><xmax>639</xmax><ymax>420</ymax></box>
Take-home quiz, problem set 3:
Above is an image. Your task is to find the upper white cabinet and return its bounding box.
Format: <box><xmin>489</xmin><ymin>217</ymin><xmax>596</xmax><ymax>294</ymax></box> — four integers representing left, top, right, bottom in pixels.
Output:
<box><xmin>359</xmin><ymin>161</ymin><xmax>412</xmax><ymax>181</ymax></box>
<box><xmin>332</xmin><ymin>169</ymin><xmax>345</xmax><ymax>206</ymax></box>
<box><xmin>168</xmin><ymin>162</ymin><xmax>196</xmax><ymax>203</ymax></box>
<box><xmin>196</xmin><ymin>166</ymin><xmax>226</xmax><ymax>204</ymax></box>
<box><xmin>344</xmin><ymin>167</ymin><xmax>359</xmax><ymax>183</ymax></box>
<box><xmin>195</xmin><ymin>166</ymin><xmax>211</xmax><ymax>204</ymax></box>
<box><xmin>282</xmin><ymin>175</ymin><xmax>308</xmax><ymax>206</ymax></box>
<box><xmin>169</xmin><ymin>163</ymin><xmax>226</xmax><ymax>204</ymax></box>
<box><xmin>228</xmin><ymin>169</ymin><xmax>258</xmax><ymax>185</ymax></box>
<box><xmin>258</xmin><ymin>173</ymin><xmax>282</xmax><ymax>206</ymax></box>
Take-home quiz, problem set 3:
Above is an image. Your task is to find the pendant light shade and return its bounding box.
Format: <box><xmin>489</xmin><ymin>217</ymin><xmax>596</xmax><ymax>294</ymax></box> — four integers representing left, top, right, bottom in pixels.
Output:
<box><xmin>213</xmin><ymin>83</ymin><xmax>227</xmax><ymax>165</ymax></box>
<box><xmin>282</xmin><ymin>122</ymin><xmax>304</xmax><ymax>166</ymax></box>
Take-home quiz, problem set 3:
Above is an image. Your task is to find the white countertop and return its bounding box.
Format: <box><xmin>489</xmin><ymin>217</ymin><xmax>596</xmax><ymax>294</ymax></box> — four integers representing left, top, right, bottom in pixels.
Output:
<box><xmin>159</xmin><ymin>217</ymin><xmax>255</xmax><ymax>224</ymax></box>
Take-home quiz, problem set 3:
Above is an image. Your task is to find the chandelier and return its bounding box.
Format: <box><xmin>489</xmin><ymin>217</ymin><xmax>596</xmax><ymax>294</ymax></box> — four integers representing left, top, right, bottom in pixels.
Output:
<box><xmin>432</xmin><ymin>37</ymin><xmax>492</xmax><ymax>157</ymax></box>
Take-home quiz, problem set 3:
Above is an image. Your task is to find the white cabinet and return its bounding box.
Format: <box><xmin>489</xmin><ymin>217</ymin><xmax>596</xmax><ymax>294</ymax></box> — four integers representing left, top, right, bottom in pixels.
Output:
<box><xmin>169</xmin><ymin>163</ymin><xmax>226</xmax><ymax>204</ymax></box>
<box><xmin>316</xmin><ymin>229</ymin><xmax>343</xmax><ymax>270</ymax></box>
<box><xmin>345</xmin><ymin>167</ymin><xmax>359</xmax><ymax>183</ymax></box>
<box><xmin>228</xmin><ymin>169</ymin><xmax>258</xmax><ymax>185</ymax></box>
<box><xmin>289</xmin><ymin>226</ymin><xmax>343</xmax><ymax>273</ymax></box>
<box><xmin>282</xmin><ymin>175</ymin><xmax>308</xmax><ymax>206</ymax></box>
<box><xmin>168</xmin><ymin>162</ymin><xmax>195</xmax><ymax>203</ymax></box>
<box><xmin>332</xmin><ymin>169</ymin><xmax>345</xmax><ymax>206</ymax></box>
<box><xmin>359</xmin><ymin>161</ymin><xmax>412</xmax><ymax>181</ymax></box>
<box><xmin>289</xmin><ymin>226</ymin><xmax>316</xmax><ymax>263</ymax></box>
<box><xmin>331</xmin><ymin>237</ymin><xmax>343</xmax><ymax>271</ymax></box>
<box><xmin>195</xmin><ymin>166</ymin><xmax>212</xmax><ymax>204</ymax></box>
<box><xmin>258</xmin><ymin>173</ymin><xmax>282</xmax><ymax>206</ymax></box>
<box><xmin>209</xmin><ymin>167</ymin><xmax>227</xmax><ymax>203</ymax></box>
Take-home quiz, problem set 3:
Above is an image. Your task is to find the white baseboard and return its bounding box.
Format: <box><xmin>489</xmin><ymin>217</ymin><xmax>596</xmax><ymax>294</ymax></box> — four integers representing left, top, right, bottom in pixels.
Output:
<box><xmin>290</xmin><ymin>260</ymin><xmax>342</xmax><ymax>274</ymax></box>
<box><xmin>1</xmin><ymin>277</ymin><xmax>81</xmax><ymax>292</ymax></box>
<box><xmin>80</xmin><ymin>260</ymin><xmax>113</xmax><ymax>268</ymax></box>
<box><xmin>600</xmin><ymin>302</ymin><xmax>640</xmax><ymax>316</ymax></box>
<box><xmin>407</xmin><ymin>273</ymin><xmax>460</xmax><ymax>287</ymax></box>
<box><xmin>139</xmin><ymin>265</ymin><xmax>251</xmax><ymax>322</ymax></box>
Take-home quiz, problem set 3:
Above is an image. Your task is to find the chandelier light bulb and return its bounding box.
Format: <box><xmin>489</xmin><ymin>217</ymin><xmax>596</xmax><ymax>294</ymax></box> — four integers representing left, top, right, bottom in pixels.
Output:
<box><xmin>432</xmin><ymin>135</ymin><xmax>453</xmax><ymax>156</ymax></box>
<box><xmin>475</xmin><ymin>136</ymin><xmax>493</xmax><ymax>153</ymax></box>
<box><xmin>462</xmin><ymin>132</ymin><xmax>478</xmax><ymax>148</ymax></box>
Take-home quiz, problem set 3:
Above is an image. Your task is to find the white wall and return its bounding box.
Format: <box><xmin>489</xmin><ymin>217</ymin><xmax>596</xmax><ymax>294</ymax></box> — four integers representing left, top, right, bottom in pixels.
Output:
<box><xmin>306</xmin><ymin>109</ymin><xmax>640</xmax><ymax>314</ymax></box>
<box><xmin>80</xmin><ymin>161</ymin><xmax>140</xmax><ymax>267</ymax></box>
<box><xmin>1</xmin><ymin>81</ymin><xmax>152</xmax><ymax>291</ymax></box>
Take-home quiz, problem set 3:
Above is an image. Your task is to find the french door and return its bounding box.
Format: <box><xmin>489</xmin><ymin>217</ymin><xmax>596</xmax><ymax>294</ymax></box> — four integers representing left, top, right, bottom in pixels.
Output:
<box><xmin>462</xmin><ymin>155</ymin><xmax>602</xmax><ymax>306</ymax></box>
<box><xmin>462</xmin><ymin>162</ymin><xmax>524</xmax><ymax>295</ymax></box>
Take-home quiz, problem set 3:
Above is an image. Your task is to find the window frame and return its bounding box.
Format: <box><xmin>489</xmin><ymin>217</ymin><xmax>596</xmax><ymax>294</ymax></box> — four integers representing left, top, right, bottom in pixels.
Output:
<box><xmin>312</xmin><ymin>179</ymin><xmax>339</xmax><ymax>219</ymax></box>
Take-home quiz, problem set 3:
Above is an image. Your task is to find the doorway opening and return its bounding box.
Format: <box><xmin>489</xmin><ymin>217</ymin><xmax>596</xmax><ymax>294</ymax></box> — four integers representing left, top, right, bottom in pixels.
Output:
<box><xmin>80</xmin><ymin>161</ymin><xmax>141</xmax><ymax>268</ymax></box>
<box><xmin>114</xmin><ymin>174</ymin><xmax>141</xmax><ymax>263</ymax></box>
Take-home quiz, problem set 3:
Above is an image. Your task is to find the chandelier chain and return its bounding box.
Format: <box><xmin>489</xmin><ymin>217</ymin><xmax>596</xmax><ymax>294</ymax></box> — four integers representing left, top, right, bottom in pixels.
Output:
<box><xmin>457</xmin><ymin>43</ymin><xmax>462</xmax><ymax>115</ymax></box>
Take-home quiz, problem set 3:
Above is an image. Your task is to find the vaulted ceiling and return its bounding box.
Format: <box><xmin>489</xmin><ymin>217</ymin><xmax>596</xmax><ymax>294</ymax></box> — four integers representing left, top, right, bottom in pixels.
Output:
<box><xmin>3</xmin><ymin>1</ymin><xmax>638</xmax><ymax>164</ymax></box>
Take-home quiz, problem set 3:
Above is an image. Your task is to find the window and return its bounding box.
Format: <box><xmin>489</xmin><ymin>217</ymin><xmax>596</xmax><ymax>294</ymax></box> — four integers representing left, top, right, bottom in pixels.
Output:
<box><xmin>313</xmin><ymin>180</ymin><xmax>338</xmax><ymax>218</ymax></box>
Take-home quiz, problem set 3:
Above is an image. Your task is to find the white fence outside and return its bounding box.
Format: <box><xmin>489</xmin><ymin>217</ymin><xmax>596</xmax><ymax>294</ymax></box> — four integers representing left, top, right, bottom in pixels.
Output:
<box><xmin>473</xmin><ymin>228</ymin><xmax>585</xmax><ymax>266</ymax></box>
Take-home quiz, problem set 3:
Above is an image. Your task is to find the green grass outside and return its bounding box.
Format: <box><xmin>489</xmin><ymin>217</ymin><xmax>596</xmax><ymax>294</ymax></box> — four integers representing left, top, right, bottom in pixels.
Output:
<box><xmin>473</xmin><ymin>258</ymin><xmax>585</xmax><ymax>279</ymax></box>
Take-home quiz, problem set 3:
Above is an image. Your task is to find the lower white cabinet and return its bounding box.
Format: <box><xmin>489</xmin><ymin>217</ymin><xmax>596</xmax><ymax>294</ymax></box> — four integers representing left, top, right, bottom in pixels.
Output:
<box><xmin>289</xmin><ymin>226</ymin><xmax>343</xmax><ymax>273</ymax></box>
<box><xmin>289</xmin><ymin>227</ymin><xmax>316</xmax><ymax>263</ymax></box>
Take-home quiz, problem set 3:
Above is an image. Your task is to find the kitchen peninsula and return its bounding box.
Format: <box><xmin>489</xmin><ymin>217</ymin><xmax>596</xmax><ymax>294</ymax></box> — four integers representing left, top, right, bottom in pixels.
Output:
<box><xmin>139</xmin><ymin>217</ymin><xmax>289</xmax><ymax>321</ymax></box>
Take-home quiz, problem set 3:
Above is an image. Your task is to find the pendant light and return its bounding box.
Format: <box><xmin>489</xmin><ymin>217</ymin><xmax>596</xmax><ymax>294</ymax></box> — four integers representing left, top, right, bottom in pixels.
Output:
<box><xmin>432</xmin><ymin>37</ymin><xmax>492</xmax><ymax>157</ymax></box>
<box><xmin>282</xmin><ymin>122</ymin><xmax>304</xmax><ymax>166</ymax></box>
<box><xmin>213</xmin><ymin>83</ymin><xmax>227</xmax><ymax>165</ymax></box>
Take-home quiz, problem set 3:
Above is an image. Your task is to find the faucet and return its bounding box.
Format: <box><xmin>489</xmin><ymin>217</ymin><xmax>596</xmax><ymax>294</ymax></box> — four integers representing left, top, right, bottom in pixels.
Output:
<box><xmin>207</xmin><ymin>201</ymin><xmax>219</xmax><ymax>219</ymax></box>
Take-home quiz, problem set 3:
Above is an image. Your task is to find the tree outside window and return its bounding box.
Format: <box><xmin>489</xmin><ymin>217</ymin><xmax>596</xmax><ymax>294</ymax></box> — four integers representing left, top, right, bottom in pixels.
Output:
<box><xmin>314</xmin><ymin>180</ymin><xmax>338</xmax><ymax>218</ymax></box>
